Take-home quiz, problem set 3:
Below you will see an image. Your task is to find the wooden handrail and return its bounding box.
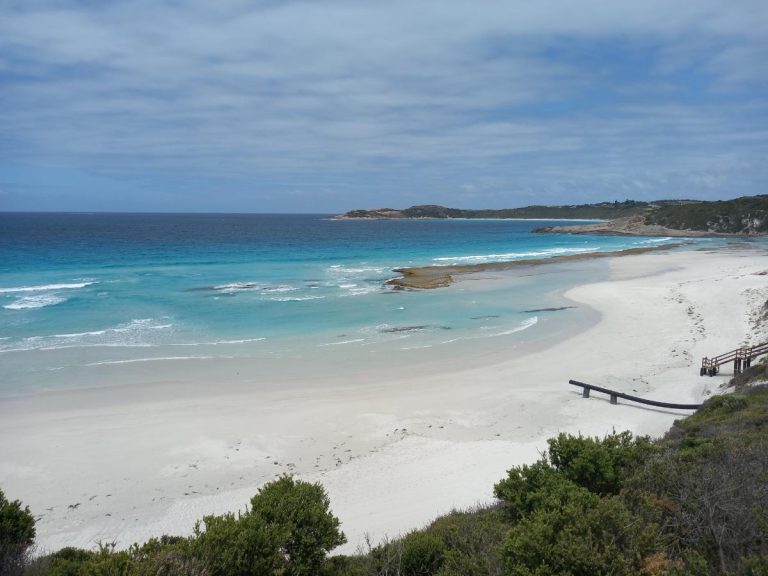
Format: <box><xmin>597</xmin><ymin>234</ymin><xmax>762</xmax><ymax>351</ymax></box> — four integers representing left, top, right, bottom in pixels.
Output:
<box><xmin>701</xmin><ymin>341</ymin><xmax>768</xmax><ymax>375</ymax></box>
<box><xmin>569</xmin><ymin>380</ymin><xmax>701</xmax><ymax>410</ymax></box>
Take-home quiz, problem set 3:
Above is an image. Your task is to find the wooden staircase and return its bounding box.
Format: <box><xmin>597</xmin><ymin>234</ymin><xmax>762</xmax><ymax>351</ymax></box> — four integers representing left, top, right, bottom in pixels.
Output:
<box><xmin>701</xmin><ymin>342</ymin><xmax>768</xmax><ymax>376</ymax></box>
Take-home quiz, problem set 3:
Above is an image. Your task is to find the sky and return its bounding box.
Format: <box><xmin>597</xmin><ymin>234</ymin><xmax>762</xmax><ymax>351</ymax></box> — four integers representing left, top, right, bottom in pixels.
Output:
<box><xmin>0</xmin><ymin>0</ymin><xmax>766</xmax><ymax>213</ymax></box>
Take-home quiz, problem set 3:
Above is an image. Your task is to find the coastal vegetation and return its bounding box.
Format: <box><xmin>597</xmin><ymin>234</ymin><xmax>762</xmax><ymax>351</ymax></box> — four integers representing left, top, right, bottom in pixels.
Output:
<box><xmin>0</xmin><ymin>489</ymin><xmax>36</xmax><ymax>576</ymax></box>
<box><xmin>336</xmin><ymin>201</ymin><xmax>651</xmax><ymax>220</ymax></box>
<box><xmin>338</xmin><ymin>195</ymin><xmax>768</xmax><ymax>237</ymax></box>
<box><xmin>4</xmin><ymin>382</ymin><xmax>767</xmax><ymax>575</ymax></box>
<box><xmin>643</xmin><ymin>195</ymin><xmax>768</xmax><ymax>235</ymax></box>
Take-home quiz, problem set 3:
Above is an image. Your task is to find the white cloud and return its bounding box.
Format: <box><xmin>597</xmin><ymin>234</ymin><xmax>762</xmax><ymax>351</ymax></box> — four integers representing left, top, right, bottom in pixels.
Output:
<box><xmin>0</xmin><ymin>0</ymin><xmax>765</xmax><ymax>209</ymax></box>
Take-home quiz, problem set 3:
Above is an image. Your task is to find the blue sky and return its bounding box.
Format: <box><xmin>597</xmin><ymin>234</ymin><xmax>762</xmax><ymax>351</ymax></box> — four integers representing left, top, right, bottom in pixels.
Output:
<box><xmin>0</xmin><ymin>0</ymin><xmax>766</xmax><ymax>212</ymax></box>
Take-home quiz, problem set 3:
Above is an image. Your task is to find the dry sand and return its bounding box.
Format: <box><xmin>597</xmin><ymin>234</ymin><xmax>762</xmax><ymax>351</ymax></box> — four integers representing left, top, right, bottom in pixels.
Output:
<box><xmin>1</xmin><ymin>244</ymin><xmax>767</xmax><ymax>555</ymax></box>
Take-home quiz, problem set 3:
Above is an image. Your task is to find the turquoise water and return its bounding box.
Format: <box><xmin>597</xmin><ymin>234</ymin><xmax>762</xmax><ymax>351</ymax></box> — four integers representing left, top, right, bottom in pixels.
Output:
<box><xmin>0</xmin><ymin>213</ymin><xmax>695</xmax><ymax>394</ymax></box>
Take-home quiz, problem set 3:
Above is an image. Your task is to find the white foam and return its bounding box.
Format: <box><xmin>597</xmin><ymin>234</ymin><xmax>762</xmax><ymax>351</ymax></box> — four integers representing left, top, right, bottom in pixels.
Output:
<box><xmin>438</xmin><ymin>317</ymin><xmax>538</xmax><ymax>344</ymax></box>
<box><xmin>52</xmin><ymin>329</ymin><xmax>108</xmax><ymax>338</ymax></box>
<box><xmin>432</xmin><ymin>247</ymin><xmax>598</xmax><ymax>265</ymax></box>
<box><xmin>488</xmin><ymin>316</ymin><xmax>538</xmax><ymax>336</ymax></box>
<box><xmin>636</xmin><ymin>237</ymin><xmax>673</xmax><ymax>245</ymax></box>
<box><xmin>317</xmin><ymin>339</ymin><xmax>366</xmax><ymax>347</ymax></box>
<box><xmin>0</xmin><ymin>282</ymin><xmax>96</xmax><ymax>294</ymax></box>
<box><xmin>326</xmin><ymin>265</ymin><xmax>390</xmax><ymax>290</ymax></box>
<box><xmin>172</xmin><ymin>338</ymin><xmax>266</xmax><ymax>346</ymax></box>
<box><xmin>340</xmin><ymin>286</ymin><xmax>380</xmax><ymax>297</ymax></box>
<box><xmin>212</xmin><ymin>282</ymin><xmax>318</xmax><ymax>299</ymax></box>
<box><xmin>269</xmin><ymin>295</ymin><xmax>326</xmax><ymax>302</ymax></box>
<box><xmin>212</xmin><ymin>282</ymin><xmax>263</xmax><ymax>293</ymax></box>
<box><xmin>0</xmin><ymin>318</ymin><xmax>174</xmax><ymax>353</ymax></box>
<box><xmin>328</xmin><ymin>265</ymin><xmax>388</xmax><ymax>274</ymax></box>
<box><xmin>4</xmin><ymin>294</ymin><xmax>66</xmax><ymax>310</ymax></box>
<box><xmin>262</xmin><ymin>285</ymin><xmax>299</xmax><ymax>293</ymax></box>
<box><xmin>214</xmin><ymin>338</ymin><xmax>266</xmax><ymax>345</ymax></box>
<box><xmin>84</xmin><ymin>356</ymin><xmax>224</xmax><ymax>367</ymax></box>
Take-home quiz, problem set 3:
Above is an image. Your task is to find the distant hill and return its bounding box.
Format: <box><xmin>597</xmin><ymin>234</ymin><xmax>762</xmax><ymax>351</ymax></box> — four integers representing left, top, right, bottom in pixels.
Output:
<box><xmin>334</xmin><ymin>200</ymin><xmax>651</xmax><ymax>220</ymax></box>
<box><xmin>643</xmin><ymin>194</ymin><xmax>768</xmax><ymax>234</ymax></box>
<box><xmin>535</xmin><ymin>195</ymin><xmax>768</xmax><ymax>237</ymax></box>
<box><xmin>337</xmin><ymin>196</ymin><xmax>768</xmax><ymax>236</ymax></box>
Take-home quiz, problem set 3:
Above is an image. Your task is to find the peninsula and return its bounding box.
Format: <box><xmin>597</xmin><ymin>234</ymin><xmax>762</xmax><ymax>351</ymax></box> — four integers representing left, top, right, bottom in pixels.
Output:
<box><xmin>333</xmin><ymin>200</ymin><xmax>650</xmax><ymax>220</ymax></box>
<box><xmin>336</xmin><ymin>195</ymin><xmax>768</xmax><ymax>237</ymax></box>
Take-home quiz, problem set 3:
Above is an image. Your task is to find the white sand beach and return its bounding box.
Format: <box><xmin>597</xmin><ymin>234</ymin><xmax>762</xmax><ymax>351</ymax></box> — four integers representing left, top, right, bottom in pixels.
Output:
<box><xmin>1</xmin><ymin>244</ymin><xmax>767</xmax><ymax>555</ymax></box>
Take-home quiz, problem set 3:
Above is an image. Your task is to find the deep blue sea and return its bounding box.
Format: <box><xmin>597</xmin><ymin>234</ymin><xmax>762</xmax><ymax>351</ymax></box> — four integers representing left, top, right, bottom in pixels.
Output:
<box><xmin>0</xmin><ymin>213</ymin><xmax>693</xmax><ymax>395</ymax></box>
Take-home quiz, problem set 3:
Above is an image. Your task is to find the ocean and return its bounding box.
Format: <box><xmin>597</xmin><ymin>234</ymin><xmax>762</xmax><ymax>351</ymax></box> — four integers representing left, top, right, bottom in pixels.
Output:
<box><xmin>0</xmin><ymin>213</ymin><xmax>694</xmax><ymax>395</ymax></box>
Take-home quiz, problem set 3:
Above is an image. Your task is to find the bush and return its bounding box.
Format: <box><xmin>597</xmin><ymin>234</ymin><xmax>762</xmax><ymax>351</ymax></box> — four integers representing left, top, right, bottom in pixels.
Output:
<box><xmin>26</xmin><ymin>476</ymin><xmax>345</xmax><ymax>576</ymax></box>
<box><xmin>428</xmin><ymin>507</ymin><xmax>506</xmax><ymax>576</ymax></box>
<box><xmin>399</xmin><ymin>532</ymin><xmax>444</xmax><ymax>576</ymax></box>
<box><xmin>504</xmin><ymin>491</ymin><xmax>663</xmax><ymax>576</ymax></box>
<box><xmin>250</xmin><ymin>475</ymin><xmax>346</xmax><ymax>576</ymax></box>
<box><xmin>188</xmin><ymin>475</ymin><xmax>345</xmax><ymax>576</ymax></box>
<box><xmin>39</xmin><ymin>543</ymin><xmax>137</xmax><ymax>576</ymax></box>
<box><xmin>742</xmin><ymin>555</ymin><xmax>768</xmax><ymax>576</ymax></box>
<box><xmin>319</xmin><ymin>554</ymin><xmax>367</xmax><ymax>576</ymax></box>
<box><xmin>0</xmin><ymin>488</ymin><xmax>36</xmax><ymax>576</ymax></box>
<box><xmin>700</xmin><ymin>394</ymin><xmax>749</xmax><ymax>415</ymax></box>
<box><xmin>192</xmin><ymin>512</ymin><xmax>283</xmax><ymax>576</ymax></box>
<box><xmin>29</xmin><ymin>547</ymin><xmax>94</xmax><ymax>576</ymax></box>
<box><xmin>494</xmin><ymin>431</ymin><xmax>657</xmax><ymax>519</ymax></box>
<box><xmin>493</xmin><ymin>460</ymin><xmax>562</xmax><ymax>519</ymax></box>
<box><xmin>546</xmin><ymin>430</ymin><xmax>658</xmax><ymax>495</ymax></box>
<box><xmin>628</xmin><ymin>440</ymin><xmax>768</xmax><ymax>575</ymax></box>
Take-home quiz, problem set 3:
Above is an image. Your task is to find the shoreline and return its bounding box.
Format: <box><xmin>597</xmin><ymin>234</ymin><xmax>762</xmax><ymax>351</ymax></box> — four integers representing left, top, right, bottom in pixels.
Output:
<box><xmin>386</xmin><ymin>243</ymin><xmax>681</xmax><ymax>289</ymax></box>
<box><xmin>1</xmin><ymin>243</ymin><xmax>767</xmax><ymax>555</ymax></box>
<box><xmin>330</xmin><ymin>216</ymin><xmax>607</xmax><ymax>222</ymax></box>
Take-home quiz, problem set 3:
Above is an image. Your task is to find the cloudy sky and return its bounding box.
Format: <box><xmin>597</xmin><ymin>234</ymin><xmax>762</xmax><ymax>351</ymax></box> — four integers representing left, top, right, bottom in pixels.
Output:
<box><xmin>1</xmin><ymin>0</ymin><xmax>766</xmax><ymax>212</ymax></box>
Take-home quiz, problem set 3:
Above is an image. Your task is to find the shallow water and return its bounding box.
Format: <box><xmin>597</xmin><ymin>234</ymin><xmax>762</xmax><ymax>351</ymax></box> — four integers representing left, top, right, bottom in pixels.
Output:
<box><xmin>0</xmin><ymin>213</ymin><xmax>704</xmax><ymax>395</ymax></box>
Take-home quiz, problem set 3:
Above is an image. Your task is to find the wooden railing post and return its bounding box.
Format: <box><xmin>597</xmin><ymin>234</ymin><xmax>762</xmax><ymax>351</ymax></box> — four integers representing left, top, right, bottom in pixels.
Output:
<box><xmin>700</xmin><ymin>341</ymin><xmax>768</xmax><ymax>376</ymax></box>
<box><xmin>568</xmin><ymin>380</ymin><xmax>700</xmax><ymax>410</ymax></box>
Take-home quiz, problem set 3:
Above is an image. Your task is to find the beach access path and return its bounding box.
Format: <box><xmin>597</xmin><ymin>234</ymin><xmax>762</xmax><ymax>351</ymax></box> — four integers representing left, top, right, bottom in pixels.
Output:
<box><xmin>1</xmin><ymin>243</ymin><xmax>766</xmax><ymax>555</ymax></box>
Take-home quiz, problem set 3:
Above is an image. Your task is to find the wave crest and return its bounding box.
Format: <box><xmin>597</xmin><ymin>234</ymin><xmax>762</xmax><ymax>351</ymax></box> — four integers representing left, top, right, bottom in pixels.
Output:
<box><xmin>432</xmin><ymin>247</ymin><xmax>597</xmax><ymax>265</ymax></box>
<box><xmin>4</xmin><ymin>294</ymin><xmax>66</xmax><ymax>310</ymax></box>
<box><xmin>0</xmin><ymin>281</ymin><xmax>96</xmax><ymax>294</ymax></box>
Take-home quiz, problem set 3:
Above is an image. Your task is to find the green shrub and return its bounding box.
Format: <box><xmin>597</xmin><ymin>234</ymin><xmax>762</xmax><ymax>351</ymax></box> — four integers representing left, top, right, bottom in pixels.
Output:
<box><xmin>191</xmin><ymin>512</ymin><xmax>283</xmax><ymax>576</ymax></box>
<box><xmin>0</xmin><ymin>489</ymin><xmax>36</xmax><ymax>576</ymax></box>
<box><xmin>546</xmin><ymin>430</ymin><xmax>658</xmax><ymax>495</ymax></box>
<box><xmin>493</xmin><ymin>460</ymin><xmax>562</xmax><ymax>519</ymax></box>
<box><xmin>429</xmin><ymin>507</ymin><xmax>506</xmax><ymax>576</ymax></box>
<box><xmin>35</xmin><ymin>543</ymin><xmax>136</xmax><ymax>576</ymax></box>
<box><xmin>319</xmin><ymin>555</ymin><xmax>367</xmax><ymax>576</ymax></box>
<box><xmin>667</xmin><ymin>550</ymin><xmax>709</xmax><ymax>576</ymax></box>
<box><xmin>742</xmin><ymin>555</ymin><xmax>768</xmax><ymax>576</ymax></box>
<box><xmin>504</xmin><ymin>491</ymin><xmax>662</xmax><ymax>576</ymax></box>
<box><xmin>31</xmin><ymin>547</ymin><xmax>95</xmax><ymax>576</ymax></box>
<box><xmin>700</xmin><ymin>394</ymin><xmax>749</xmax><ymax>415</ymax></box>
<box><xmin>627</xmin><ymin>439</ymin><xmax>768</xmax><ymax>574</ymax></box>
<box><xmin>250</xmin><ymin>475</ymin><xmax>346</xmax><ymax>576</ymax></box>
<box><xmin>29</xmin><ymin>476</ymin><xmax>345</xmax><ymax>576</ymax></box>
<box><xmin>399</xmin><ymin>531</ymin><xmax>444</xmax><ymax>576</ymax></box>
